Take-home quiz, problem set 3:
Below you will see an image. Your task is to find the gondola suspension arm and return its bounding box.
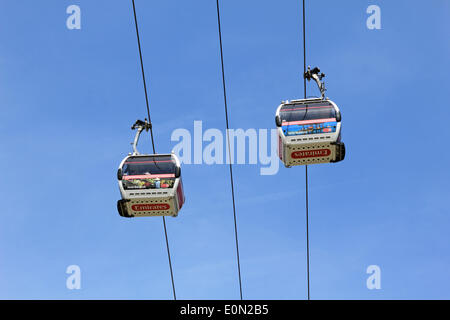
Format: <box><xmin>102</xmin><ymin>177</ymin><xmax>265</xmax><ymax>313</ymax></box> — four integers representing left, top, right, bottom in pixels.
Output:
<box><xmin>131</xmin><ymin>119</ymin><xmax>152</xmax><ymax>155</ymax></box>
<box><xmin>304</xmin><ymin>66</ymin><xmax>326</xmax><ymax>99</ymax></box>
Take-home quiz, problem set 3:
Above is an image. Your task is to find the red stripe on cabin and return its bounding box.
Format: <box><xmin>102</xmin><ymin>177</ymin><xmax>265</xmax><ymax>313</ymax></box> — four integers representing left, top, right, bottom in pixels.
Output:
<box><xmin>125</xmin><ymin>160</ymin><xmax>174</xmax><ymax>164</ymax></box>
<box><xmin>282</xmin><ymin>118</ymin><xmax>337</xmax><ymax>126</ymax></box>
<box><xmin>281</xmin><ymin>105</ymin><xmax>332</xmax><ymax>111</ymax></box>
<box><xmin>123</xmin><ymin>174</ymin><xmax>175</xmax><ymax>180</ymax></box>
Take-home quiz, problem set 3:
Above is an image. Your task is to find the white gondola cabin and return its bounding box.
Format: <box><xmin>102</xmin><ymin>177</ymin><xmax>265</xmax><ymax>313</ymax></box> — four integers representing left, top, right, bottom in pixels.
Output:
<box><xmin>117</xmin><ymin>120</ymin><xmax>185</xmax><ymax>218</ymax></box>
<box><xmin>275</xmin><ymin>98</ymin><xmax>345</xmax><ymax>167</ymax></box>
<box><xmin>117</xmin><ymin>154</ymin><xmax>184</xmax><ymax>217</ymax></box>
<box><xmin>275</xmin><ymin>66</ymin><xmax>346</xmax><ymax>167</ymax></box>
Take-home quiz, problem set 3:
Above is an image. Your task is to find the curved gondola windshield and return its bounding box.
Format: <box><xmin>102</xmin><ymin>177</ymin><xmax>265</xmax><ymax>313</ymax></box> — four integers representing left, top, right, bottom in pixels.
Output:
<box><xmin>122</xmin><ymin>156</ymin><xmax>176</xmax><ymax>190</ymax></box>
<box><xmin>280</xmin><ymin>102</ymin><xmax>337</xmax><ymax>136</ymax></box>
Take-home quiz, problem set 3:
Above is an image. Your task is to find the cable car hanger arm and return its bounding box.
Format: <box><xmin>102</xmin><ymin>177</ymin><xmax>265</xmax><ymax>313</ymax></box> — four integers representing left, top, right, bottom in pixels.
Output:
<box><xmin>304</xmin><ymin>66</ymin><xmax>326</xmax><ymax>100</ymax></box>
<box><xmin>131</xmin><ymin>119</ymin><xmax>152</xmax><ymax>155</ymax></box>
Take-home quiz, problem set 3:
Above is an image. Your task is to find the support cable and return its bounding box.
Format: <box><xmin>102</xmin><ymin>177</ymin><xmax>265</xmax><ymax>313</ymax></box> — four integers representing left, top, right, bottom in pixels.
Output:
<box><xmin>131</xmin><ymin>0</ymin><xmax>176</xmax><ymax>300</ymax></box>
<box><xmin>302</xmin><ymin>0</ymin><xmax>311</xmax><ymax>301</ymax></box>
<box><xmin>215</xmin><ymin>0</ymin><xmax>243</xmax><ymax>300</ymax></box>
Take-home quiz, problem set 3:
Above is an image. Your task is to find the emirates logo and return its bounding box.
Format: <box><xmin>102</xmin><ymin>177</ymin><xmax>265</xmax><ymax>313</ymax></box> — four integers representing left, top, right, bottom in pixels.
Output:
<box><xmin>131</xmin><ymin>204</ymin><xmax>170</xmax><ymax>211</ymax></box>
<box><xmin>291</xmin><ymin>149</ymin><xmax>331</xmax><ymax>159</ymax></box>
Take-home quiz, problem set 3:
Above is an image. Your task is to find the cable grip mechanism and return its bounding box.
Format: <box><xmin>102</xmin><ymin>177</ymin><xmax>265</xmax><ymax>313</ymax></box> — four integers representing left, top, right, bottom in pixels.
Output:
<box><xmin>304</xmin><ymin>66</ymin><xmax>326</xmax><ymax>99</ymax></box>
<box><xmin>131</xmin><ymin>118</ymin><xmax>152</xmax><ymax>155</ymax></box>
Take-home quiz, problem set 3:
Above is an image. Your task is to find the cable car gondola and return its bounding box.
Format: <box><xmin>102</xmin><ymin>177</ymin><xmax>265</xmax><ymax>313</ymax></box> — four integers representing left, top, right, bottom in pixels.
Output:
<box><xmin>117</xmin><ymin>120</ymin><xmax>185</xmax><ymax>218</ymax></box>
<box><xmin>275</xmin><ymin>67</ymin><xmax>345</xmax><ymax>167</ymax></box>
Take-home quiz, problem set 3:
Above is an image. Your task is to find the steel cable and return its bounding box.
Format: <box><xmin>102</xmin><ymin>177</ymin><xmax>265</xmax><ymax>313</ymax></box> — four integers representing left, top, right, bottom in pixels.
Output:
<box><xmin>215</xmin><ymin>0</ymin><xmax>244</xmax><ymax>300</ymax></box>
<box><xmin>301</xmin><ymin>0</ymin><xmax>311</xmax><ymax>301</ymax></box>
<box><xmin>131</xmin><ymin>0</ymin><xmax>177</xmax><ymax>300</ymax></box>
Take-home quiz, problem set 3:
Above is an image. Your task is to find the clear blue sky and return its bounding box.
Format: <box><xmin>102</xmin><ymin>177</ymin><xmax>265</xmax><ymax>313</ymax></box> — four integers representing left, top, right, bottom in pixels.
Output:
<box><xmin>0</xmin><ymin>0</ymin><xmax>449</xmax><ymax>299</ymax></box>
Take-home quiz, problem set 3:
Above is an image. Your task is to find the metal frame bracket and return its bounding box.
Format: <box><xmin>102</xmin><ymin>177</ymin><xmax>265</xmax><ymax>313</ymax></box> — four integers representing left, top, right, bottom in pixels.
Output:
<box><xmin>131</xmin><ymin>118</ymin><xmax>152</xmax><ymax>155</ymax></box>
<box><xmin>304</xmin><ymin>66</ymin><xmax>326</xmax><ymax>99</ymax></box>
